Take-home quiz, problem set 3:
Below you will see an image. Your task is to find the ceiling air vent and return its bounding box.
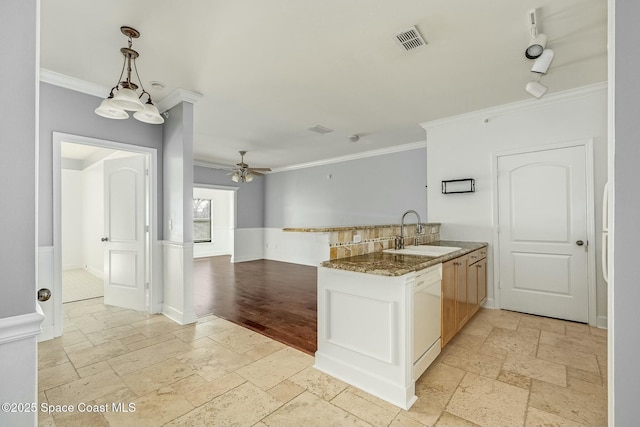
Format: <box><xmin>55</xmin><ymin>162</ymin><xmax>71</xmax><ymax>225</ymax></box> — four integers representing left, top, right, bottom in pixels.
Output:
<box><xmin>394</xmin><ymin>26</ymin><xmax>427</xmax><ymax>51</ymax></box>
<box><xmin>308</xmin><ymin>125</ymin><xmax>334</xmax><ymax>134</ymax></box>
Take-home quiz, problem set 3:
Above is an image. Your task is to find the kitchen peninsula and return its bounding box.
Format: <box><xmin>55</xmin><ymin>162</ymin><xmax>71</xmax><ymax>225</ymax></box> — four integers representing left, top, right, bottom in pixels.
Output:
<box><xmin>313</xmin><ymin>236</ymin><xmax>487</xmax><ymax>410</ymax></box>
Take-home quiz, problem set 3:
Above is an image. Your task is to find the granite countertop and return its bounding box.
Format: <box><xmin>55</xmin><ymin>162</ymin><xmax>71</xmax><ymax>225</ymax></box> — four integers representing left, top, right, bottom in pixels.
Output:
<box><xmin>320</xmin><ymin>240</ymin><xmax>487</xmax><ymax>276</ymax></box>
<box><xmin>283</xmin><ymin>223</ymin><xmax>441</xmax><ymax>232</ymax></box>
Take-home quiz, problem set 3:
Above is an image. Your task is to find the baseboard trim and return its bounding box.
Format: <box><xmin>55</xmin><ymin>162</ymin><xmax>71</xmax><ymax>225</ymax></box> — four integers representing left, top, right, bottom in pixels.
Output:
<box><xmin>162</xmin><ymin>303</ymin><xmax>197</xmax><ymax>326</ymax></box>
<box><xmin>0</xmin><ymin>305</ymin><xmax>45</xmax><ymax>345</ymax></box>
<box><xmin>596</xmin><ymin>315</ymin><xmax>608</xmax><ymax>329</ymax></box>
<box><xmin>482</xmin><ymin>297</ymin><xmax>496</xmax><ymax>310</ymax></box>
<box><xmin>230</xmin><ymin>255</ymin><xmax>262</xmax><ymax>263</ymax></box>
<box><xmin>85</xmin><ymin>265</ymin><xmax>103</xmax><ymax>279</ymax></box>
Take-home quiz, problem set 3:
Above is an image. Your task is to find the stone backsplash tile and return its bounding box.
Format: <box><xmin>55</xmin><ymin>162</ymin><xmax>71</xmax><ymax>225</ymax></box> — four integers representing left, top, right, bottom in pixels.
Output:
<box><xmin>328</xmin><ymin>224</ymin><xmax>441</xmax><ymax>260</ymax></box>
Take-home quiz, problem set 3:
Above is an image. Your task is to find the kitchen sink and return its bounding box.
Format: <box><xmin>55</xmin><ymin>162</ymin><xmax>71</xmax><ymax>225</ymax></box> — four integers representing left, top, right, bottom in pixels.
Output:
<box><xmin>383</xmin><ymin>245</ymin><xmax>462</xmax><ymax>257</ymax></box>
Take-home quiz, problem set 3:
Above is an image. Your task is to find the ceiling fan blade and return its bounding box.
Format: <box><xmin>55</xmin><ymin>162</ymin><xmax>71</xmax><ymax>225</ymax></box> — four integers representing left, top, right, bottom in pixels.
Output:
<box><xmin>249</xmin><ymin>167</ymin><xmax>271</xmax><ymax>171</ymax></box>
<box><xmin>249</xmin><ymin>170</ymin><xmax>265</xmax><ymax>176</ymax></box>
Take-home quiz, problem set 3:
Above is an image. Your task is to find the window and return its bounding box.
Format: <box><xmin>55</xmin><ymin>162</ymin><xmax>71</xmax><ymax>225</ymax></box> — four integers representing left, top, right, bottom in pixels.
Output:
<box><xmin>193</xmin><ymin>198</ymin><xmax>212</xmax><ymax>243</ymax></box>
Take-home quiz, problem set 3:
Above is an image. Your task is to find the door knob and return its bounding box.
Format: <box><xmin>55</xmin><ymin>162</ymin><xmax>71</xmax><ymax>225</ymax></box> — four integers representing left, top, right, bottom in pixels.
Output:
<box><xmin>101</xmin><ymin>237</ymin><xmax>109</xmax><ymax>242</ymax></box>
<box><xmin>37</xmin><ymin>288</ymin><xmax>51</xmax><ymax>302</ymax></box>
<box><xmin>576</xmin><ymin>240</ymin><xmax>584</xmax><ymax>246</ymax></box>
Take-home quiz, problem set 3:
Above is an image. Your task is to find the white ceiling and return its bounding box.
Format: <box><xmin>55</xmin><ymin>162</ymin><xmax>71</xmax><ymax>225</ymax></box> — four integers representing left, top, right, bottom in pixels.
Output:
<box><xmin>40</xmin><ymin>0</ymin><xmax>607</xmax><ymax>170</ymax></box>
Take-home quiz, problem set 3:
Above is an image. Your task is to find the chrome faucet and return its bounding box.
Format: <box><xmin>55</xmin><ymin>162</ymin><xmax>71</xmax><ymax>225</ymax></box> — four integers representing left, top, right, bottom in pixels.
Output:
<box><xmin>398</xmin><ymin>210</ymin><xmax>423</xmax><ymax>249</ymax></box>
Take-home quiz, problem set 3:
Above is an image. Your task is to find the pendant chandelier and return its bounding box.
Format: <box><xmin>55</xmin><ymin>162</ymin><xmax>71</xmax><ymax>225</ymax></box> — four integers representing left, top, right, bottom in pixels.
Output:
<box><xmin>95</xmin><ymin>26</ymin><xmax>164</xmax><ymax>124</ymax></box>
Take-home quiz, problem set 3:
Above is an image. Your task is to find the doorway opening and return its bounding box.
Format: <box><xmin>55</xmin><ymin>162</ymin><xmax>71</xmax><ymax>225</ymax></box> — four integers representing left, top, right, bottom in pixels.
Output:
<box><xmin>43</xmin><ymin>132</ymin><xmax>159</xmax><ymax>341</ymax></box>
<box><xmin>191</xmin><ymin>185</ymin><xmax>237</xmax><ymax>318</ymax></box>
<box><xmin>60</xmin><ymin>142</ymin><xmax>136</xmax><ymax>303</ymax></box>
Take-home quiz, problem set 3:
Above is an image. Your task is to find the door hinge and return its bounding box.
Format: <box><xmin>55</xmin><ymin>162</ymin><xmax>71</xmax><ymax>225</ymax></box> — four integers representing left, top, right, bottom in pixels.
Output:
<box><xmin>145</xmin><ymin>225</ymin><xmax>150</xmax><ymax>233</ymax></box>
<box><xmin>145</xmin><ymin>169</ymin><xmax>149</xmax><ymax>176</ymax></box>
<box><xmin>498</xmin><ymin>280</ymin><xmax>501</xmax><ymax>289</ymax></box>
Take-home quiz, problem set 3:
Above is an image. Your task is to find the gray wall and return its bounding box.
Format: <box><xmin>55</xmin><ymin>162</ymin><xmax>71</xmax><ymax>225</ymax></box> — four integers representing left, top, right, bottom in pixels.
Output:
<box><xmin>0</xmin><ymin>0</ymin><xmax>38</xmax><ymax>319</ymax></box>
<box><xmin>39</xmin><ymin>83</ymin><xmax>164</xmax><ymax>246</ymax></box>
<box><xmin>264</xmin><ymin>147</ymin><xmax>427</xmax><ymax>228</ymax></box>
<box><xmin>613</xmin><ymin>0</ymin><xmax>640</xmax><ymax>423</ymax></box>
<box><xmin>193</xmin><ymin>166</ymin><xmax>265</xmax><ymax>228</ymax></box>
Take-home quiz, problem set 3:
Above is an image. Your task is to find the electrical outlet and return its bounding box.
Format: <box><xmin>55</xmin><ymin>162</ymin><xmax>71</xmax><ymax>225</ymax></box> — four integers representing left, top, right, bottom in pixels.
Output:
<box><xmin>353</xmin><ymin>234</ymin><xmax>361</xmax><ymax>243</ymax></box>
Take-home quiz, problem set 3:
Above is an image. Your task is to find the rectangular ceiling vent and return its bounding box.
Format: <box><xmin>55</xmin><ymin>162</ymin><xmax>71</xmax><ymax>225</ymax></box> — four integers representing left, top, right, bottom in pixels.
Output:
<box><xmin>308</xmin><ymin>125</ymin><xmax>334</xmax><ymax>134</ymax></box>
<box><xmin>394</xmin><ymin>26</ymin><xmax>427</xmax><ymax>51</ymax></box>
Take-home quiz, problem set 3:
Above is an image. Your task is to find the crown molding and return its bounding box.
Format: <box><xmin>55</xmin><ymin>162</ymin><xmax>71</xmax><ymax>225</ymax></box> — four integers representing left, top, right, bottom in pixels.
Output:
<box><xmin>269</xmin><ymin>141</ymin><xmax>427</xmax><ymax>173</ymax></box>
<box><xmin>194</xmin><ymin>141</ymin><xmax>427</xmax><ymax>174</ymax></box>
<box><xmin>40</xmin><ymin>68</ymin><xmax>108</xmax><ymax>98</ymax></box>
<box><xmin>421</xmin><ymin>82</ymin><xmax>607</xmax><ymax>130</ymax></box>
<box><xmin>193</xmin><ymin>160</ymin><xmax>233</xmax><ymax>170</ymax></box>
<box><xmin>157</xmin><ymin>88</ymin><xmax>204</xmax><ymax>113</ymax></box>
<box><xmin>39</xmin><ymin>68</ymin><xmax>203</xmax><ymax>112</ymax></box>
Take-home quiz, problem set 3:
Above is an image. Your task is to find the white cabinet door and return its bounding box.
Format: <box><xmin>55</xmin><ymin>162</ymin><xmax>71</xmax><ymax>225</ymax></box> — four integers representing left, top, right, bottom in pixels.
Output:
<box><xmin>497</xmin><ymin>145</ymin><xmax>589</xmax><ymax>322</ymax></box>
<box><xmin>103</xmin><ymin>156</ymin><xmax>147</xmax><ymax>311</ymax></box>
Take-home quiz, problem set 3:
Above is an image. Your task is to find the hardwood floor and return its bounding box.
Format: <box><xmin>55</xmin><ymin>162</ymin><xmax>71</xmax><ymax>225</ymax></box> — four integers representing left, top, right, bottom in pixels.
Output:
<box><xmin>193</xmin><ymin>255</ymin><xmax>318</xmax><ymax>354</ymax></box>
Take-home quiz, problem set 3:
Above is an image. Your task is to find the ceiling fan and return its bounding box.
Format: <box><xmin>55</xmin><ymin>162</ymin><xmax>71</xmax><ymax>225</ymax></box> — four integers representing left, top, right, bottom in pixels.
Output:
<box><xmin>227</xmin><ymin>151</ymin><xmax>271</xmax><ymax>183</ymax></box>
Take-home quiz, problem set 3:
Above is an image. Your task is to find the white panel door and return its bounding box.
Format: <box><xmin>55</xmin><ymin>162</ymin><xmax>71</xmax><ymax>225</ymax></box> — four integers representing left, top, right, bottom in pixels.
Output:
<box><xmin>497</xmin><ymin>145</ymin><xmax>589</xmax><ymax>322</ymax></box>
<box><xmin>103</xmin><ymin>155</ymin><xmax>147</xmax><ymax>311</ymax></box>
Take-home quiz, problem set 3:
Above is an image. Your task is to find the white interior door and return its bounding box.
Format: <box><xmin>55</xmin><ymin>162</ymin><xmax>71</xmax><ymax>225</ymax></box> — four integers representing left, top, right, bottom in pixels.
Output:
<box><xmin>103</xmin><ymin>155</ymin><xmax>147</xmax><ymax>311</ymax></box>
<box><xmin>497</xmin><ymin>145</ymin><xmax>589</xmax><ymax>322</ymax></box>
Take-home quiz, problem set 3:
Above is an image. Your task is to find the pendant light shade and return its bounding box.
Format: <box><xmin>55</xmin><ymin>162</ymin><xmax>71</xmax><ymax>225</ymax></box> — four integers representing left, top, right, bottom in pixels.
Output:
<box><xmin>111</xmin><ymin>87</ymin><xmax>144</xmax><ymax>111</ymax></box>
<box><xmin>96</xmin><ymin>26</ymin><xmax>163</xmax><ymax>124</ymax></box>
<box><xmin>133</xmin><ymin>101</ymin><xmax>164</xmax><ymax>124</ymax></box>
<box><xmin>94</xmin><ymin>97</ymin><xmax>129</xmax><ymax>119</ymax></box>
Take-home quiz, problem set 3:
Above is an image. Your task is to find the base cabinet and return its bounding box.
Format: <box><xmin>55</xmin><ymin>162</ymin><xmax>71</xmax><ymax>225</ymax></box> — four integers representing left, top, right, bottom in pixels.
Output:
<box><xmin>441</xmin><ymin>247</ymin><xmax>487</xmax><ymax>347</ymax></box>
<box><xmin>476</xmin><ymin>258</ymin><xmax>487</xmax><ymax>304</ymax></box>
<box><xmin>315</xmin><ymin>264</ymin><xmax>442</xmax><ymax>410</ymax></box>
<box><xmin>454</xmin><ymin>256</ymin><xmax>469</xmax><ymax>329</ymax></box>
<box><xmin>441</xmin><ymin>261</ymin><xmax>457</xmax><ymax>346</ymax></box>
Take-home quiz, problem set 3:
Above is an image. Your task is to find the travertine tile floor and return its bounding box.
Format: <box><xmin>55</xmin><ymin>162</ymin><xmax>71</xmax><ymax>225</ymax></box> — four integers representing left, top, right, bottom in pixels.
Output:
<box><xmin>38</xmin><ymin>299</ymin><xmax>607</xmax><ymax>427</ymax></box>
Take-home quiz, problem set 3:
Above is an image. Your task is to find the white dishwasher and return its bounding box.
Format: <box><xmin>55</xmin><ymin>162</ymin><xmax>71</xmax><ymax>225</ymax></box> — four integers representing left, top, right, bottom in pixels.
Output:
<box><xmin>412</xmin><ymin>263</ymin><xmax>442</xmax><ymax>380</ymax></box>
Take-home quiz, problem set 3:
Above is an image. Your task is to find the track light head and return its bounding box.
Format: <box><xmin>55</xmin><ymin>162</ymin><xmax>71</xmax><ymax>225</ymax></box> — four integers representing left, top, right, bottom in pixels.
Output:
<box><xmin>525</xmin><ymin>80</ymin><xmax>548</xmax><ymax>99</ymax></box>
<box><xmin>531</xmin><ymin>49</ymin><xmax>554</xmax><ymax>74</ymax></box>
<box><xmin>525</xmin><ymin>33</ymin><xmax>547</xmax><ymax>59</ymax></box>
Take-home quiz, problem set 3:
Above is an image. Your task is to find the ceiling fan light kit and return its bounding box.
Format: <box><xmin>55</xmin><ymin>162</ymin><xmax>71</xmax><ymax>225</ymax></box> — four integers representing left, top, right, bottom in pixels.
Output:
<box><xmin>524</xmin><ymin>9</ymin><xmax>553</xmax><ymax>99</ymax></box>
<box><xmin>94</xmin><ymin>26</ymin><xmax>164</xmax><ymax>124</ymax></box>
<box><xmin>228</xmin><ymin>151</ymin><xmax>271</xmax><ymax>183</ymax></box>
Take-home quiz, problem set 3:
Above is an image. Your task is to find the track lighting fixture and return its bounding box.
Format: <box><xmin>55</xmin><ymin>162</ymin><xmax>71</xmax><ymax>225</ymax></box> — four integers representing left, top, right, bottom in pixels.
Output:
<box><xmin>524</xmin><ymin>9</ymin><xmax>554</xmax><ymax>99</ymax></box>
